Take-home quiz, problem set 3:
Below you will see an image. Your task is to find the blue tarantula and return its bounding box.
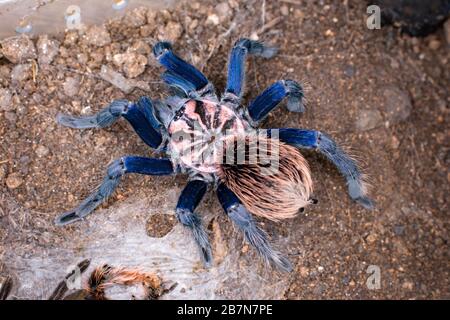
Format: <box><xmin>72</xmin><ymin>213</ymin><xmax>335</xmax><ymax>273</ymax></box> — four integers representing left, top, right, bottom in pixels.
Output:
<box><xmin>55</xmin><ymin>39</ymin><xmax>373</xmax><ymax>272</ymax></box>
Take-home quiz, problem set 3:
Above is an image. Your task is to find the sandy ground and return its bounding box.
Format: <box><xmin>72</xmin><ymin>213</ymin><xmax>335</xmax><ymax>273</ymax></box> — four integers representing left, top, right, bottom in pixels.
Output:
<box><xmin>0</xmin><ymin>0</ymin><xmax>449</xmax><ymax>299</ymax></box>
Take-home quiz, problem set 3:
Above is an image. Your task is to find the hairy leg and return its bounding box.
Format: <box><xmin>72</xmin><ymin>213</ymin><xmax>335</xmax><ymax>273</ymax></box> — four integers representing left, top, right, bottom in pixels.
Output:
<box><xmin>223</xmin><ymin>38</ymin><xmax>277</xmax><ymax>104</ymax></box>
<box><xmin>153</xmin><ymin>41</ymin><xmax>215</xmax><ymax>99</ymax></box>
<box><xmin>247</xmin><ymin>80</ymin><xmax>305</xmax><ymax>125</ymax></box>
<box><xmin>55</xmin><ymin>157</ymin><xmax>175</xmax><ymax>226</ymax></box>
<box><xmin>268</xmin><ymin>128</ymin><xmax>374</xmax><ymax>209</ymax></box>
<box><xmin>57</xmin><ymin>98</ymin><xmax>163</xmax><ymax>149</ymax></box>
<box><xmin>175</xmin><ymin>180</ymin><xmax>212</xmax><ymax>266</ymax></box>
<box><xmin>216</xmin><ymin>183</ymin><xmax>293</xmax><ymax>272</ymax></box>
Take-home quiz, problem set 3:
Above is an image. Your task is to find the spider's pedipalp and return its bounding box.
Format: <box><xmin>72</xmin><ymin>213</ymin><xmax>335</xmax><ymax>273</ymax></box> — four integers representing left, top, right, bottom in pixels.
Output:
<box><xmin>55</xmin><ymin>157</ymin><xmax>175</xmax><ymax>226</ymax></box>
<box><xmin>57</xmin><ymin>98</ymin><xmax>163</xmax><ymax>149</ymax></box>
<box><xmin>247</xmin><ymin>80</ymin><xmax>305</xmax><ymax>125</ymax></box>
<box><xmin>224</xmin><ymin>38</ymin><xmax>277</xmax><ymax>101</ymax></box>
<box><xmin>175</xmin><ymin>180</ymin><xmax>213</xmax><ymax>266</ymax></box>
<box><xmin>217</xmin><ymin>183</ymin><xmax>293</xmax><ymax>272</ymax></box>
<box><xmin>270</xmin><ymin>128</ymin><xmax>374</xmax><ymax>209</ymax></box>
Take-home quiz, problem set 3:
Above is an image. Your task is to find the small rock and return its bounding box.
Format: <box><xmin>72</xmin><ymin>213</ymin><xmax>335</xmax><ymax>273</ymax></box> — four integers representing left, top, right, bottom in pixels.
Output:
<box><xmin>35</xmin><ymin>145</ymin><xmax>49</xmax><ymax>157</ymax></box>
<box><xmin>158</xmin><ymin>21</ymin><xmax>183</xmax><ymax>42</ymax></box>
<box><xmin>381</xmin><ymin>86</ymin><xmax>412</xmax><ymax>124</ymax></box>
<box><xmin>113</xmin><ymin>53</ymin><xmax>147</xmax><ymax>78</ymax></box>
<box><xmin>6</xmin><ymin>172</ymin><xmax>23</xmax><ymax>189</ymax></box>
<box><xmin>36</xmin><ymin>35</ymin><xmax>60</xmax><ymax>65</ymax></box>
<box><xmin>84</xmin><ymin>25</ymin><xmax>111</xmax><ymax>47</ymax></box>
<box><xmin>355</xmin><ymin>109</ymin><xmax>383</xmax><ymax>131</ymax></box>
<box><xmin>365</xmin><ymin>233</ymin><xmax>377</xmax><ymax>244</ymax></box>
<box><xmin>215</xmin><ymin>2</ymin><xmax>231</xmax><ymax>22</ymax></box>
<box><xmin>140</xmin><ymin>24</ymin><xmax>156</xmax><ymax>37</ymax></box>
<box><xmin>299</xmin><ymin>266</ymin><xmax>309</xmax><ymax>277</ymax></box>
<box><xmin>280</xmin><ymin>5</ymin><xmax>289</xmax><ymax>16</ymax></box>
<box><xmin>324</xmin><ymin>29</ymin><xmax>335</xmax><ymax>37</ymax></box>
<box><xmin>99</xmin><ymin>65</ymin><xmax>149</xmax><ymax>94</ymax></box>
<box><xmin>402</xmin><ymin>280</ymin><xmax>414</xmax><ymax>290</ymax></box>
<box><xmin>0</xmin><ymin>88</ymin><xmax>13</xmax><ymax>111</ymax></box>
<box><xmin>11</xmin><ymin>63</ymin><xmax>32</xmax><ymax>83</ymax></box>
<box><xmin>428</xmin><ymin>39</ymin><xmax>441</xmax><ymax>50</ymax></box>
<box><xmin>63</xmin><ymin>77</ymin><xmax>80</xmax><ymax>97</ymax></box>
<box><xmin>343</xmin><ymin>64</ymin><xmax>355</xmax><ymax>77</ymax></box>
<box><xmin>127</xmin><ymin>40</ymin><xmax>151</xmax><ymax>56</ymax></box>
<box><xmin>0</xmin><ymin>35</ymin><xmax>37</xmax><ymax>63</ymax></box>
<box><xmin>391</xmin><ymin>135</ymin><xmax>400</xmax><ymax>149</ymax></box>
<box><xmin>124</xmin><ymin>7</ymin><xmax>147</xmax><ymax>27</ymax></box>
<box><xmin>206</xmin><ymin>14</ymin><xmax>220</xmax><ymax>26</ymax></box>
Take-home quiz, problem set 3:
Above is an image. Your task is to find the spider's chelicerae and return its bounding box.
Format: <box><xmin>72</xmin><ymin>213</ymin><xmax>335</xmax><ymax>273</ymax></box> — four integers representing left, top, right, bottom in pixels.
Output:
<box><xmin>55</xmin><ymin>39</ymin><xmax>373</xmax><ymax>272</ymax></box>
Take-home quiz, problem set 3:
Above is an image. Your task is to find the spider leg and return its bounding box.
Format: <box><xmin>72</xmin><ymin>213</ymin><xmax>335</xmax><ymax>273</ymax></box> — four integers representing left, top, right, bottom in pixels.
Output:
<box><xmin>222</xmin><ymin>38</ymin><xmax>277</xmax><ymax>105</ymax></box>
<box><xmin>153</xmin><ymin>41</ymin><xmax>215</xmax><ymax>99</ymax></box>
<box><xmin>216</xmin><ymin>183</ymin><xmax>293</xmax><ymax>272</ymax></box>
<box><xmin>57</xmin><ymin>97</ymin><xmax>163</xmax><ymax>149</ymax></box>
<box><xmin>55</xmin><ymin>157</ymin><xmax>175</xmax><ymax>226</ymax></box>
<box><xmin>247</xmin><ymin>80</ymin><xmax>305</xmax><ymax>125</ymax></box>
<box><xmin>175</xmin><ymin>180</ymin><xmax>212</xmax><ymax>266</ymax></box>
<box><xmin>268</xmin><ymin>128</ymin><xmax>374</xmax><ymax>209</ymax></box>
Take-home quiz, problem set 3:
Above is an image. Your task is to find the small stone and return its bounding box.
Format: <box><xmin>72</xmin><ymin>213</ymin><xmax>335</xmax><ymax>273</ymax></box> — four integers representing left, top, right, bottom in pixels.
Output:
<box><xmin>324</xmin><ymin>29</ymin><xmax>335</xmax><ymax>37</ymax></box>
<box><xmin>280</xmin><ymin>5</ymin><xmax>289</xmax><ymax>16</ymax></box>
<box><xmin>355</xmin><ymin>109</ymin><xmax>383</xmax><ymax>131</ymax></box>
<box><xmin>4</xmin><ymin>111</ymin><xmax>17</xmax><ymax>123</ymax></box>
<box><xmin>299</xmin><ymin>266</ymin><xmax>309</xmax><ymax>277</ymax></box>
<box><xmin>84</xmin><ymin>25</ymin><xmax>111</xmax><ymax>47</ymax></box>
<box><xmin>343</xmin><ymin>64</ymin><xmax>355</xmax><ymax>77</ymax></box>
<box><xmin>35</xmin><ymin>145</ymin><xmax>49</xmax><ymax>157</ymax></box>
<box><xmin>0</xmin><ymin>88</ymin><xmax>12</xmax><ymax>111</ymax></box>
<box><xmin>11</xmin><ymin>63</ymin><xmax>32</xmax><ymax>83</ymax></box>
<box><xmin>6</xmin><ymin>172</ymin><xmax>23</xmax><ymax>189</ymax></box>
<box><xmin>158</xmin><ymin>21</ymin><xmax>183</xmax><ymax>42</ymax></box>
<box><xmin>140</xmin><ymin>24</ymin><xmax>156</xmax><ymax>37</ymax></box>
<box><xmin>0</xmin><ymin>35</ymin><xmax>37</xmax><ymax>63</ymax></box>
<box><xmin>206</xmin><ymin>14</ymin><xmax>220</xmax><ymax>26</ymax></box>
<box><xmin>113</xmin><ymin>53</ymin><xmax>147</xmax><ymax>78</ymax></box>
<box><xmin>391</xmin><ymin>135</ymin><xmax>400</xmax><ymax>149</ymax></box>
<box><xmin>99</xmin><ymin>65</ymin><xmax>149</xmax><ymax>94</ymax></box>
<box><xmin>365</xmin><ymin>233</ymin><xmax>377</xmax><ymax>244</ymax></box>
<box><xmin>381</xmin><ymin>86</ymin><xmax>412</xmax><ymax>124</ymax></box>
<box><xmin>428</xmin><ymin>39</ymin><xmax>441</xmax><ymax>50</ymax></box>
<box><xmin>36</xmin><ymin>35</ymin><xmax>60</xmax><ymax>65</ymax></box>
<box><xmin>124</xmin><ymin>7</ymin><xmax>147</xmax><ymax>27</ymax></box>
<box><xmin>402</xmin><ymin>281</ymin><xmax>414</xmax><ymax>290</ymax></box>
<box><xmin>127</xmin><ymin>40</ymin><xmax>151</xmax><ymax>56</ymax></box>
<box><xmin>63</xmin><ymin>77</ymin><xmax>80</xmax><ymax>97</ymax></box>
<box><xmin>215</xmin><ymin>2</ymin><xmax>231</xmax><ymax>22</ymax></box>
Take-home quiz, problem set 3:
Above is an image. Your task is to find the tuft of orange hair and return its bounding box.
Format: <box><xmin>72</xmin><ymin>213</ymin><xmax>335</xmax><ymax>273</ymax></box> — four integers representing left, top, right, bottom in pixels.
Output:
<box><xmin>85</xmin><ymin>264</ymin><xmax>163</xmax><ymax>300</ymax></box>
<box><xmin>217</xmin><ymin>134</ymin><xmax>313</xmax><ymax>221</ymax></box>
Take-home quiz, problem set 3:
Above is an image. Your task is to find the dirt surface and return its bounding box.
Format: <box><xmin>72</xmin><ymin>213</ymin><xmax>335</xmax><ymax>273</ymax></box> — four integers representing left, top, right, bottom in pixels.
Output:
<box><xmin>0</xmin><ymin>0</ymin><xmax>449</xmax><ymax>299</ymax></box>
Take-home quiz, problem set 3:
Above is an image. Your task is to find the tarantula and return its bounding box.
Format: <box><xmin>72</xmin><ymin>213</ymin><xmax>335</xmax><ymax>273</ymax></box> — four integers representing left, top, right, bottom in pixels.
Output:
<box><xmin>54</xmin><ymin>39</ymin><xmax>373</xmax><ymax>272</ymax></box>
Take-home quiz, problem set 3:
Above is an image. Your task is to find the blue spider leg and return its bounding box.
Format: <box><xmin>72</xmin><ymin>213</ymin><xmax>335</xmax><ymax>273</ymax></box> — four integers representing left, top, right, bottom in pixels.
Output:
<box><xmin>216</xmin><ymin>183</ymin><xmax>293</xmax><ymax>272</ymax></box>
<box><xmin>247</xmin><ymin>80</ymin><xmax>305</xmax><ymax>124</ymax></box>
<box><xmin>57</xmin><ymin>99</ymin><xmax>163</xmax><ymax>149</ymax></box>
<box><xmin>55</xmin><ymin>157</ymin><xmax>175</xmax><ymax>226</ymax></box>
<box><xmin>153</xmin><ymin>42</ymin><xmax>214</xmax><ymax>98</ymax></box>
<box><xmin>268</xmin><ymin>128</ymin><xmax>374</xmax><ymax>209</ymax></box>
<box><xmin>175</xmin><ymin>180</ymin><xmax>212</xmax><ymax>267</ymax></box>
<box><xmin>161</xmin><ymin>71</ymin><xmax>197</xmax><ymax>97</ymax></box>
<box><xmin>224</xmin><ymin>38</ymin><xmax>277</xmax><ymax>103</ymax></box>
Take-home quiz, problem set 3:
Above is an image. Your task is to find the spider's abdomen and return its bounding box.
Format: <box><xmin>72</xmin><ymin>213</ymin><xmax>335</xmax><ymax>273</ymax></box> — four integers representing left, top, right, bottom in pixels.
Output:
<box><xmin>168</xmin><ymin>99</ymin><xmax>247</xmax><ymax>173</ymax></box>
